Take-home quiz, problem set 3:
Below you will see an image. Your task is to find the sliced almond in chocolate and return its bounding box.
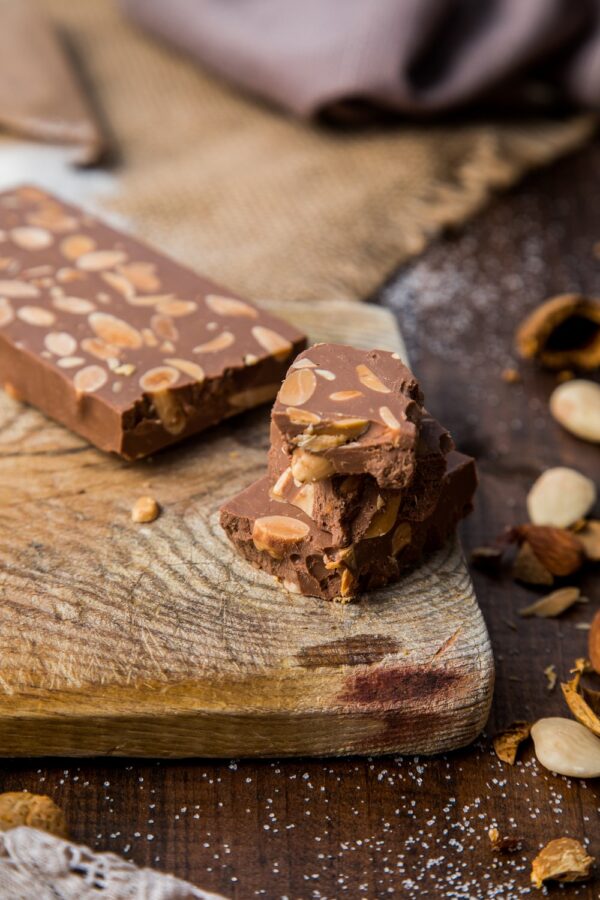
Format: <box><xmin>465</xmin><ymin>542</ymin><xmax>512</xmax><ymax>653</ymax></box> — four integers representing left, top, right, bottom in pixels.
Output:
<box><xmin>364</xmin><ymin>494</ymin><xmax>402</xmax><ymax>538</ymax></box>
<box><xmin>89</xmin><ymin>312</ymin><xmax>142</xmax><ymax>350</ymax></box>
<box><xmin>329</xmin><ymin>390</ymin><xmax>364</xmax><ymax>401</ymax></box>
<box><xmin>279</xmin><ymin>368</ymin><xmax>317</xmax><ymax>406</ymax></box>
<box><xmin>0</xmin><ymin>300</ymin><xmax>14</xmax><ymax>327</ymax></box>
<box><xmin>44</xmin><ymin>332</ymin><xmax>77</xmax><ymax>357</ymax></box>
<box><xmin>0</xmin><ymin>279</ymin><xmax>39</xmax><ymax>298</ymax></box>
<box><xmin>392</xmin><ymin>521</ymin><xmax>412</xmax><ymax>555</ymax></box>
<box><xmin>252</xmin><ymin>515</ymin><xmax>309</xmax><ymax>559</ymax></box>
<box><xmin>77</xmin><ymin>249</ymin><xmax>127</xmax><ymax>272</ymax></box>
<box><xmin>81</xmin><ymin>337</ymin><xmax>120</xmax><ymax>361</ymax></box>
<box><xmin>151</xmin><ymin>313</ymin><xmax>178</xmax><ymax>342</ymax></box>
<box><xmin>356</xmin><ymin>363</ymin><xmax>390</xmax><ymax>393</ymax></box>
<box><xmin>17</xmin><ymin>306</ymin><xmax>55</xmax><ymax>326</ymax></box>
<box><xmin>117</xmin><ymin>262</ymin><xmax>160</xmax><ymax>292</ymax></box>
<box><xmin>291</xmin><ymin>448</ymin><xmax>335</xmax><ymax>483</ymax></box>
<box><xmin>60</xmin><ymin>234</ymin><xmax>96</xmax><ymax>260</ymax></box>
<box><xmin>205</xmin><ymin>294</ymin><xmax>258</xmax><ymax>318</ymax></box>
<box><xmin>286</xmin><ymin>407</ymin><xmax>321</xmax><ymax>426</ymax></box>
<box><xmin>291</xmin><ymin>358</ymin><xmax>316</xmax><ymax>369</ymax></box>
<box><xmin>379</xmin><ymin>406</ymin><xmax>402</xmax><ymax>431</ymax></box>
<box><xmin>139</xmin><ymin>366</ymin><xmax>180</xmax><ymax>393</ymax></box>
<box><xmin>73</xmin><ymin>365</ymin><xmax>107</xmax><ymax>394</ymax></box>
<box><xmin>252</xmin><ymin>326</ymin><xmax>293</xmax><ymax>361</ymax></box>
<box><xmin>102</xmin><ymin>271</ymin><xmax>135</xmax><ymax>300</ymax></box>
<box><xmin>156</xmin><ymin>299</ymin><xmax>197</xmax><ymax>317</ymax></box>
<box><xmin>164</xmin><ymin>358</ymin><xmax>205</xmax><ymax>383</ymax></box>
<box><xmin>53</xmin><ymin>296</ymin><xmax>95</xmax><ymax>314</ymax></box>
<box><xmin>194</xmin><ymin>331</ymin><xmax>235</xmax><ymax>354</ymax></box>
<box><xmin>10</xmin><ymin>227</ymin><xmax>53</xmax><ymax>250</ymax></box>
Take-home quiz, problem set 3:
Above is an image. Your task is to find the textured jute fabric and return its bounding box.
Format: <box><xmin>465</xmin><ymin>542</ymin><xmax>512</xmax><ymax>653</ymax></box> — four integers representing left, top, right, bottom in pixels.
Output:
<box><xmin>38</xmin><ymin>0</ymin><xmax>594</xmax><ymax>302</ymax></box>
<box><xmin>0</xmin><ymin>827</ymin><xmax>227</xmax><ymax>899</ymax></box>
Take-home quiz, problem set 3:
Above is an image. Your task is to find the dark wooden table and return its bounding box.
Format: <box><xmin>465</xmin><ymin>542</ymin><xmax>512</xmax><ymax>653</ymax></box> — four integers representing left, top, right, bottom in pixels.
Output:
<box><xmin>1</xmin><ymin>138</ymin><xmax>599</xmax><ymax>899</ymax></box>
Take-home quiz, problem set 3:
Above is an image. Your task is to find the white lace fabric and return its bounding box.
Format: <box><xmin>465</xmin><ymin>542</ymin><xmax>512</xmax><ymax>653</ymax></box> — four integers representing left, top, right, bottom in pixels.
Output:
<box><xmin>0</xmin><ymin>827</ymin><xmax>228</xmax><ymax>900</ymax></box>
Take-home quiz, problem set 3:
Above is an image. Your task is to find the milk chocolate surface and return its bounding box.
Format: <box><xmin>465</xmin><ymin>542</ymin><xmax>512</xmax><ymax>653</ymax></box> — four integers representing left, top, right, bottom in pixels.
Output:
<box><xmin>221</xmin><ymin>451</ymin><xmax>477</xmax><ymax>601</ymax></box>
<box><xmin>271</xmin><ymin>344</ymin><xmax>424</xmax><ymax>489</ymax></box>
<box><xmin>0</xmin><ymin>186</ymin><xmax>305</xmax><ymax>457</ymax></box>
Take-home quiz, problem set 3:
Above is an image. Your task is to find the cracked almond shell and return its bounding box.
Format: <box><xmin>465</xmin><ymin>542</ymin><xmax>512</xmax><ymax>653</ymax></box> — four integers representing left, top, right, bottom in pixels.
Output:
<box><xmin>516</xmin><ymin>293</ymin><xmax>600</xmax><ymax>370</ymax></box>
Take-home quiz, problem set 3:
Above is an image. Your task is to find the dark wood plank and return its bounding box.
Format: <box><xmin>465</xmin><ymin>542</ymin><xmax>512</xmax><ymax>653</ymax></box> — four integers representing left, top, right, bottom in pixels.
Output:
<box><xmin>1</xmin><ymin>138</ymin><xmax>599</xmax><ymax>898</ymax></box>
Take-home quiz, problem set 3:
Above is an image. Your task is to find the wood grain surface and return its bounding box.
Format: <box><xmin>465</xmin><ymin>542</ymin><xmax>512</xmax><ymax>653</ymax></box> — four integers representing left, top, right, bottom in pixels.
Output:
<box><xmin>0</xmin><ymin>141</ymin><xmax>598</xmax><ymax>899</ymax></box>
<box><xmin>0</xmin><ymin>300</ymin><xmax>491</xmax><ymax>758</ymax></box>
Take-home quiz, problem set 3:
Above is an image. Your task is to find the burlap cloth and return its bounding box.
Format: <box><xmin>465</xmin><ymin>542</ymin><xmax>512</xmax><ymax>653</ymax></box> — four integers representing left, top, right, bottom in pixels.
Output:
<box><xmin>0</xmin><ymin>827</ymin><xmax>227</xmax><ymax>899</ymax></box>
<box><xmin>31</xmin><ymin>0</ymin><xmax>594</xmax><ymax>302</ymax></box>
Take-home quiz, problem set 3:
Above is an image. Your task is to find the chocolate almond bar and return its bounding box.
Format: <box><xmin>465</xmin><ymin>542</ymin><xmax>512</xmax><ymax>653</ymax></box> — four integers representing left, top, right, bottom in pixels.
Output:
<box><xmin>269</xmin><ymin>412</ymin><xmax>453</xmax><ymax>546</ymax></box>
<box><xmin>0</xmin><ymin>185</ymin><xmax>305</xmax><ymax>458</ymax></box>
<box><xmin>221</xmin><ymin>451</ymin><xmax>477</xmax><ymax>601</ymax></box>
<box><xmin>270</xmin><ymin>344</ymin><xmax>424</xmax><ymax>489</ymax></box>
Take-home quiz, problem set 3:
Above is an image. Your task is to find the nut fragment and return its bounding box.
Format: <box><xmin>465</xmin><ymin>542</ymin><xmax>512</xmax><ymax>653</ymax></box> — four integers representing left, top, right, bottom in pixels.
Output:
<box><xmin>156</xmin><ymin>299</ymin><xmax>197</xmax><ymax>317</ymax></box>
<box><xmin>519</xmin><ymin>587</ymin><xmax>582</xmax><ymax>618</ymax></box>
<box><xmin>550</xmin><ymin>379</ymin><xmax>600</xmax><ymax>443</ymax></box>
<box><xmin>315</xmin><ymin>369</ymin><xmax>335</xmax><ymax>380</ymax></box>
<box><xmin>379</xmin><ymin>406</ymin><xmax>401</xmax><ymax>431</ymax></box>
<box><xmin>531</xmin><ymin>837</ymin><xmax>594</xmax><ymax>889</ymax></box>
<box><xmin>488</xmin><ymin>827</ymin><xmax>524</xmax><ymax>854</ymax></box>
<box><xmin>0</xmin><ymin>791</ymin><xmax>68</xmax><ymax>837</ymax></box>
<box><xmin>364</xmin><ymin>494</ymin><xmax>401</xmax><ymax>539</ymax></box>
<box><xmin>278</xmin><ymin>368</ymin><xmax>317</xmax><ymax>406</ymax></box>
<box><xmin>117</xmin><ymin>262</ymin><xmax>160</xmax><ymax>292</ymax></box>
<box><xmin>151</xmin><ymin>313</ymin><xmax>178</xmax><ymax>341</ymax></box>
<box><xmin>291</xmin><ymin>358</ymin><xmax>316</xmax><ymax>369</ymax></box>
<box><xmin>527</xmin><ymin>467</ymin><xmax>596</xmax><ymax>528</ymax></box>
<box><xmin>512</xmin><ymin>541</ymin><xmax>554</xmax><ymax>586</ymax></box>
<box><xmin>290</xmin><ymin>448</ymin><xmax>335</xmax><ymax>483</ymax></box>
<box><xmin>252</xmin><ymin>515</ymin><xmax>309</xmax><ymax>559</ymax></box>
<box><xmin>560</xmin><ymin>659</ymin><xmax>600</xmax><ymax>738</ymax></box>
<box><xmin>252</xmin><ymin>326</ymin><xmax>293</xmax><ymax>361</ymax></box>
<box><xmin>493</xmin><ymin>721</ymin><xmax>532</xmax><ymax>765</ymax></box>
<box><xmin>516</xmin><ymin>293</ymin><xmax>600</xmax><ymax>371</ymax></box>
<box><xmin>102</xmin><ymin>270</ymin><xmax>135</xmax><ymax>299</ymax></box>
<box><xmin>531</xmin><ymin>716</ymin><xmax>600</xmax><ymax>777</ymax></box>
<box><xmin>391</xmin><ymin>521</ymin><xmax>412</xmax><ymax>555</ymax></box>
<box><xmin>73</xmin><ymin>365</ymin><xmax>108</xmax><ymax>394</ymax></box>
<box><xmin>81</xmin><ymin>337</ymin><xmax>120</xmax><ymax>361</ymax></box>
<box><xmin>356</xmin><ymin>364</ymin><xmax>390</xmax><ymax>393</ymax></box>
<box><xmin>339</xmin><ymin>567</ymin><xmax>357</xmax><ymax>599</ymax></box>
<box><xmin>131</xmin><ymin>496</ymin><xmax>160</xmax><ymax>523</ymax></box>
<box><xmin>294</xmin><ymin>417</ymin><xmax>369</xmax><ymax>452</ymax></box>
<box><xmin>290</xmin><ymin>483</ymin><xmax>315</xmax><ymax>517</ymax></box>
<box><xmin>205</xmin><ymin>294</ymin><xmax>258</xmax><ymax>318</ymax></box>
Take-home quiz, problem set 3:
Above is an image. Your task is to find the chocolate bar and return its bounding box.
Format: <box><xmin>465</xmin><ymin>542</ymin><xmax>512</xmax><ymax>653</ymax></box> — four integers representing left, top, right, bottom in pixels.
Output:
<box><xmin>268</xmin><ymin>412</ymin><xmax>453</xmax><ymax>546</ymax></box>
<box><xmin>270</xmin><ymin>343</ymin><xmax>424</xmax><ymax>489</ymax></box>
<box><xmin>0</xmin><ymin>185</ymin><xmax>306</xmax><ymax>458</ymax></box>
<box><xmin>220</xmin><ymin>451</ymin><xmax>477</xmax><ymax>601</ymax></box>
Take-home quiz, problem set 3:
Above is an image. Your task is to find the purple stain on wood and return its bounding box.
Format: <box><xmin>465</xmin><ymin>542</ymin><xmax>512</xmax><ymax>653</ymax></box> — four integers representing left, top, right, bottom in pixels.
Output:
<box><xmin>297</xmin><ymin>635</ymin><xmax>400</xmax><ymax>668</ymax></box>
<box><xmin>339</xmin><ymin>663</ymin><xmax>462</xmax><ymax>706</ymax></box>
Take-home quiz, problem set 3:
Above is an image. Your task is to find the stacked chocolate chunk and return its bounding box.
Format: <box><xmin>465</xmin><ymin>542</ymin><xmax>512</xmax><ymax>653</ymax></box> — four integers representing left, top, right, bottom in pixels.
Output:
<box><xmin>221</xmin><ymin>344</ymin><xmax>477</xmax><ymax>600</ymax></box>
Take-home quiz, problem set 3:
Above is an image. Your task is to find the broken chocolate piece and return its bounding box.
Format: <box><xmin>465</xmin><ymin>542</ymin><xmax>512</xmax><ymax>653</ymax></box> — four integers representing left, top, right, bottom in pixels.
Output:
<box><xmin>271</xmin><ymin>344</ymin><xmax>424</xmax><ymax>490</ymax></box>
<box><xmin>221</xmin><ymin>451</ymin><xmax>477</xmax><ymax>601</ymax></box>
<box><xmin>0</xmin><ymin>185</ymin><xmax>306</xmax><ymax>458</ymax></box>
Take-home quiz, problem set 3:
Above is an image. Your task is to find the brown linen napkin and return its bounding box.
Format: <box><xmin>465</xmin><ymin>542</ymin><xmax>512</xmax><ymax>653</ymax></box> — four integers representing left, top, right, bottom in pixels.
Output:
<box><xmin>119</xmin><ymin>0</ymin><xmax>599</xmax><ymax>117</ymax></box>
<box><xmin>0</xmin><ymin>0</ymin><xmax>106</xmax><ymax>165</ymax></box>
<box><xmin>31</xmin><ymin>0</ymin><xmax>596</xmax><ymax>303</ymax></box>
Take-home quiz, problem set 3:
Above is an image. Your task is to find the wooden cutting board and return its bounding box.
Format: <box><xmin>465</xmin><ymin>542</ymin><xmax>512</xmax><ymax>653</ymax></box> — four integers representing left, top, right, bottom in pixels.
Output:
<box><xmin>0</xmin><ymin>299</ymin><xmax>493</xmax><ymax>757</ymax></box>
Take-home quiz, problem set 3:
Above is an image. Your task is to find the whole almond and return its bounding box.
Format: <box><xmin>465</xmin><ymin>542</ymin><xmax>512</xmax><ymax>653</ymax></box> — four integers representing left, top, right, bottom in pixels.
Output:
<box><xmin>531</xmin><ymin>717</ymin><xmax>600</xmax><ymax>778</ymax></box>
<box><xmin>527</xmin><ymin>467</ymin><xmax>596</xmax><ymax>528</ymax></box>
<box><xmin>550</xmin><ymin>380</ymin><xmax>600</xmax><ymax>443</ymax></box>
<box><xmin>515</xmin><ymin>525</ymin><xmax>584</xmax><ymax>576</ymax></box>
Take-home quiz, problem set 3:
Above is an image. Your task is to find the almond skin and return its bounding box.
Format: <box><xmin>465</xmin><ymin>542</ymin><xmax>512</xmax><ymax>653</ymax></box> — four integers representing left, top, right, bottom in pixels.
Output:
<box><xmin>513</xmin><ymin>524</ymin><xmax>585</xmax><ymax>577</ymax></box>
